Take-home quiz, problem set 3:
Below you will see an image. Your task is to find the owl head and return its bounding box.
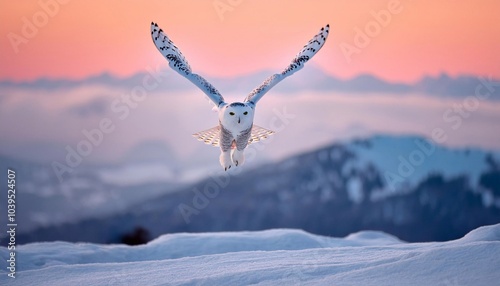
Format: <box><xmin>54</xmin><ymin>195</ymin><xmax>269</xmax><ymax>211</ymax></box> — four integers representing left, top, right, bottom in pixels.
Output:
<box><xmin>219</xmin><ymin>102</ymin><xmax>254</xmax><ymax>129</ymax></box>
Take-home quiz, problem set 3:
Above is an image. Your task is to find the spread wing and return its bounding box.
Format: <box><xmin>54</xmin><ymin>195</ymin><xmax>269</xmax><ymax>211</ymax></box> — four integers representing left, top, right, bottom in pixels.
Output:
<box><xmin>193</xmin><ymin>125</ymin><xmax>275</xmax><ymax>147</ymax></box>
<box><xmin>151</xmin><ymin>22</ymin><xmax>225</xmax><ymax>107</ymax></box>
<box><xmin>244</xmin><ymin>24</ymin><xmax>330</xmax><ymax>105</ymax></box>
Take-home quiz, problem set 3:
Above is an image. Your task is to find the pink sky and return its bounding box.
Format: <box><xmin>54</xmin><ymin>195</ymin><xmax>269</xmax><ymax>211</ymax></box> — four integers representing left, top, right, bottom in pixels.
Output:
<box><xmin>1</xmin><ymin>0</ymin><xmax>499</xmax><ymax>83</ymax></box>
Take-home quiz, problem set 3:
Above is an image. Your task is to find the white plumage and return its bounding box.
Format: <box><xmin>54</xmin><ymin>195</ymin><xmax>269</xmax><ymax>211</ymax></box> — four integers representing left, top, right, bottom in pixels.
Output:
<box><xmin>151</xmin><ymin>22</ymin><xmax>329</xmax><ymax>170</ymax></box>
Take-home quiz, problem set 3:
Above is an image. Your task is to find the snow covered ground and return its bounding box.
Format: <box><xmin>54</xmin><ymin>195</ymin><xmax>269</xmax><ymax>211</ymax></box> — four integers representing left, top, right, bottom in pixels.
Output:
<box><xmin>1</xmin><ymin>224</ymin><xmax>500</xmax><ymax>285</ymax></box>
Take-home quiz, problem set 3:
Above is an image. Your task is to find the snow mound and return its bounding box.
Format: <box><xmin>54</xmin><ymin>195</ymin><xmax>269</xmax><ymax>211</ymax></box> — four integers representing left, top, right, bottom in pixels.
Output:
<box><xmin>1</xmin><ymin>225</ymin><xmax>500</xmax><ymax>285</ymax></box>
<box><xmin>344</xmin><ymin>230</ymin><xmax>404</xmax><ymax>245</ymax></box>
<box><xmin>7</xmin><ymin>229</ymin><xmax>389</xmax><ymax>272</ymax></box>
<box><xmin>149</xmin><ymin>229</ymin><xmax>331</xmax><ymax>257</ymax></box>
<box><xmin>459</xmin><ymin>224</ymin><xmax>500</xmax><ymax>242</ymax></box>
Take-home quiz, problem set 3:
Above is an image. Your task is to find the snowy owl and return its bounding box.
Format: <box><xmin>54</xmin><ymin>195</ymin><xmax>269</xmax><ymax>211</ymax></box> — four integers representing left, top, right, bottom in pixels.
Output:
<box><xmin>151</xmin><ymin>22</ymin><xmax>329</xmax><ymax>170</ymax></box>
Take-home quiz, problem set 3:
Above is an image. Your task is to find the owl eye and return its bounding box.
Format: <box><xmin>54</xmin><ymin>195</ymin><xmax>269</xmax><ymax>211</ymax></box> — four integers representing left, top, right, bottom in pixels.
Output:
<box><xmin>229</xmin><ymin>112</ymin><xmax>235</xmax><ymax>116</ymax></box>
<box><xmin>243</xmin><ymin>111</ymin><xmax>248</xmax><ymax>115</ymax></box>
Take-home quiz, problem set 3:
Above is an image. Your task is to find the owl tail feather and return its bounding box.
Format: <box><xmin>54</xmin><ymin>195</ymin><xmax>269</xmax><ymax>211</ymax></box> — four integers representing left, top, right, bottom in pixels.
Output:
<box><xmin>192</xmin><ymin>125</ymin><xmax>275</xmax><ymax>147</ymax></box>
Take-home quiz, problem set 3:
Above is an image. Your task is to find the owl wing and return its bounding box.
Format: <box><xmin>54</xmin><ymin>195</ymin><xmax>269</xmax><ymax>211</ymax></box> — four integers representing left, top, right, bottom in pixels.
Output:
<box><xmin>247</xmin><ymin>125</ymin><xmax>276</xmax><ymax>144</ymax></box>
<box><xmin>151</xmin><ymin>22</ymin><xmax>225</xmax><ymax>107</ymax></box>
<box><xmin>193</xmin><ymin>125</ymin><xmax>275</xmax><ymax>147</ymax></box>
<box><xmin>244</xmin><ymin>24</ymin><xmax>330</xmax><ymax>105</ymax></box>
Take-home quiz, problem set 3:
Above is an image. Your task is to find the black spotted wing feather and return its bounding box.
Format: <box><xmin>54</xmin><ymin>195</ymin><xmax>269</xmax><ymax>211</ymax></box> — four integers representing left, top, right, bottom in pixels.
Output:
<box><xmin>151</xmin><ymin>22</ymin><xmax>225</xmax><ymax>107</ymax></box>
<box><xmin>245</xmin><ymin>24</ymin><xmax>330</xmax><ymax>105</ymax></box>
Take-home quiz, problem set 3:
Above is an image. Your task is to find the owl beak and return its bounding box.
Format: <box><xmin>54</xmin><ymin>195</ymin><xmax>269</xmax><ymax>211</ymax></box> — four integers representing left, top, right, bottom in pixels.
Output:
<box><xmin>238</xmin><ymin>117</ymin><xmax>241</xmax><ymax>124</ymax></box>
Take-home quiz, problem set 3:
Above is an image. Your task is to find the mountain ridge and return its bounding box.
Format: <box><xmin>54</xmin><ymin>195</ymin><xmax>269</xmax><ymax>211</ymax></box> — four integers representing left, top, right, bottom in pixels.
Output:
<box><xmin>1</xmin><ymin>67</ymin><xmax>498</xmax><ymax>99</ymax></box>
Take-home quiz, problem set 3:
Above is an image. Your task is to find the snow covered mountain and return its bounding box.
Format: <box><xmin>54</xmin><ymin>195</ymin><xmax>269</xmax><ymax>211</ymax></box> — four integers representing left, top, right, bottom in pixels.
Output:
<box><xmin>14</xmin><ymin>135</ymin><xmax>500</xmax><ymax>245</ymax></box>
<box><xmin>1</xmin><ymin>224</ymin><xmax>500</xmax><ymax>285</ymax></box>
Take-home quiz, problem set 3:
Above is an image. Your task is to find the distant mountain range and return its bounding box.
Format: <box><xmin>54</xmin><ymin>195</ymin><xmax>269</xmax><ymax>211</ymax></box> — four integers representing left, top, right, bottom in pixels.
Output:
<box><xmin>13</xmin><ymin>135</ymin><xmax>500</xmax><ymax>245</ymax></box>
<box><xmin>0</xmin><ymin>153</ymin><xmax>186</xmax><ymax>235</ymax></box>
<box><xmin>1</xmin><ymin>67</ymin><xmax>498</xmax><ymax>99</ymax></box>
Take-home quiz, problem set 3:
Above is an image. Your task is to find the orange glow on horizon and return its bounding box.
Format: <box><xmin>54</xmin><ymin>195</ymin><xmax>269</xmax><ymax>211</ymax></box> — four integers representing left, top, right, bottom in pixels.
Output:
<box><xmin>1</xmin><ymin>0</ymin><xmax>499</xmax><ymax>83</ymax></box>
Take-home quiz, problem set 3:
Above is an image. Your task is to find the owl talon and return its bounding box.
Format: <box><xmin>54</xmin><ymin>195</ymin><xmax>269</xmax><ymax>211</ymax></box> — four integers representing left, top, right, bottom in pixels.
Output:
<box><xmin>232</xmin><ymin>149</ymin><xmax>245</xmax><ymax>167</ymax></box>
<box><xmin>220</xmin><ymin>151</ymin><xmax>232</xmax><ymax>171</ymax></box>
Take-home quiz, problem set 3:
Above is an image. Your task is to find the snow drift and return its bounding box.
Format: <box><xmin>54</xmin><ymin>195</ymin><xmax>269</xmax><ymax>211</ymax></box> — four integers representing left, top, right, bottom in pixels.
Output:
<box><xmin>1</xmin><ymin>224</ymin><xmax>500</xmax><ymax>285</ymax></box>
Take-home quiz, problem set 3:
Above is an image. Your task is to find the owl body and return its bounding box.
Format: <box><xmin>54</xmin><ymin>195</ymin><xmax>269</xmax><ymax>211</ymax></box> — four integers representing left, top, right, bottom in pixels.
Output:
<box><xmin>151</xmin><ymin>22</ymin><xmax>329</xmax><ymax>170</ymax></box>
<box><xmin>218</xmin><ymin>102</ymin><xmax>255</xmax><ymax>170</ymax></box>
